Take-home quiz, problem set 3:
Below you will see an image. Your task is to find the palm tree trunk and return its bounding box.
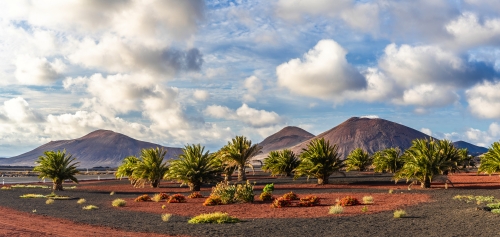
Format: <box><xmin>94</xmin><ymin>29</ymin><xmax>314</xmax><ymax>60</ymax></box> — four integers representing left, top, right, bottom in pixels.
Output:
<box><xmin>318</xmin><ymin>174</ymin><xmax>329</xmax><ymax>184</ymax></box>
<box><xmin>190</xmin><ymin>183</ymin><xmax>201</xmax><ymax>191</ymax></box>
<box><xmin>421</xmin><ymin>177</ymin><xmax>431</xmax><ymax>188</ymax></box>
<box><xmin>53</xmin><ymin>181</ymin><xmax>63</xmax><ymax>191</ymax></box>
<box><xmin>151</xmin><ymin>179</ymin><xmax>160</xmax><ymax>188</ymax></box>
<box><xmin>238</xmin><ymin>165</ymin><xmax>246</xmax><ymax>181</ymax></box>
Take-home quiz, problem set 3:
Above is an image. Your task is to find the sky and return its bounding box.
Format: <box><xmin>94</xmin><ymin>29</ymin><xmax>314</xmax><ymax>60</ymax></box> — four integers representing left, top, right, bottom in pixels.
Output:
<box><xmin>1</xmin><ymin>0</ymin><xmax>500</xmax><ymax>157</ymax></box>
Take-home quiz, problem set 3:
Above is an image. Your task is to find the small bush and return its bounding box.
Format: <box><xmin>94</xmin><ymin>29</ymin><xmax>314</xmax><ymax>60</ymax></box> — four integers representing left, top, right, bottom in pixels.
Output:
<box><xmin>298</xmin><ymin>195</ymin><xmax>321</xmax><ymax>207</ymax></box>
<box><xmin>361</xmin><ymin>206</ymin><xmax>368</xmax><ymax>212</ymax></box>
<box><xmin>236</xmin><ymin>181</ymin><xmax>254</xmax><ymax>203</ymax></box>
<box><xmin>1</xmin><ymin>186</ymin><xmax>11</xmax><ymax>190</ymax></box>
<box><xmin>393</xmin><ymin>209</ymin><xmax>407</xmax><ymax>218</ymax></box>
<box><xmin>491</xmin><ymin>209</ymin><xmax>500</xmax><ymax>214</ymax></box>
<box><xmin>12</xmin><ymin>184</ymin><xmax>49</xmax><ymax>189</ymax></box>
<box><xmin>162</xmin><ymin>205</ymin><xmax>166</xmax><ymax>209</ymax></box>
<box><xmin>20</xmin><ymin>194</ymin><xmax>45</xmax><ymax>198</ymax></box>
<box><xmin>167</xmin><ymin>194</ymin><xmax>187</xmax><ymax>203</ymax></box>
<box><xmin>329</xmin><ymin>205</ymin><xmax>344</xmax><ymax>214</ymax></box>
<box><xmin>337</xmin><ymin>196</ymin><xmax>360</xmax><ymax>206</ymax></box>
<box><xmin>263</xmin><ymin>183</ymin><xmax>274</xmax><ymax>193</ymax></box>
<box><xmin>388</xmin><ymin>189</ymin><xmax>394</xmax><ymax>194</ymax></box>
<box><xmin>487</xmin><ymin>203</ymin><xmax>500</xmax><ymax>209</ymax></box>
<box><xmin>211</xmin><ymin>182</ymin><xmax>237</xmax><ymax>204</ymax></box>
<box><xmin>161</xmin><ymin>213</ymin><xmax>172</xmax><ymax>222</ymax></box>
<box><xmin>282</xmin><ymin>191</ymin><xmax>299</xmax><ymax>200</ymax></box>
<box><xmin>362</xmin><ymin>196</ymin><xmax>374</xmax><ymax>204</ymax></box>
<box><xmin>152</xmin><ymin>193</ymin><xmax>169</xmax><ymax>202</ymax></box>
<box><xmin>83</xmin><ymin>205</ymin><xmax>99</xmax><ymax>210</ymax></box>
<box><xmin>110</xmin><ymin>191</ymin><xmax>115</xmax><ymax>196</ymax></box>
<box><xmin>203</xmin><ymin>196</ymin><xmax>222</xmax><ymax>206</ymax></box>
<box><xmin>77</xmin><ymin>198</ymin><xmax>86</xmax><ymax>204</ymax></box>
<box><xmin>188</xmin><ymin>212</ymin><xmax>240</xmax><ymax>224</ymax></box>
<box><xmin>188</xmin><ymin>192</ymin><xmax>204</xmax><ymax>199</ymax></box>
<box><xmin>135</xmin><ymin>194</ymin><xmax>151</xmax><ymax>202</ymax></box>
<box><xmin>46</xmin><ymin>199</ymin><xmax>55</xmax><ymax>205</ymax></box>
<box><xmin>112</xmin><ymin>199</ymin><xmax>127</xmax><ymax>207</ymax></box>
<box><xmin>260</xmin><ymin>192</ymin><xmax>273</xmax><ymax>201</ymax></box>
<box><xmin>271</xmin><ymin>197</ymin><xmax>292</xmax><ymax>208</ymax></box>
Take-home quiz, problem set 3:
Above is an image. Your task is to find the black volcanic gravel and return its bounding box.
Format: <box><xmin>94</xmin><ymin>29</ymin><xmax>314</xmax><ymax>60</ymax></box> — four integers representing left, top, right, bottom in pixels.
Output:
<box><xmin>1</xmin><ymin>174</ymin><xmax>499</xmax><ymax>237</ymax></box>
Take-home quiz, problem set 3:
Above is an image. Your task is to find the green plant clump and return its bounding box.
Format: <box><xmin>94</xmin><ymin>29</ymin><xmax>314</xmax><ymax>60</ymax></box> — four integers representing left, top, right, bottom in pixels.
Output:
<box><xmin>1</xmin><ymin>186</ymin><xmax>11</xmax><ymax>190</ymax></box>
<box><xmin>487</xmin><ymin>203</ymin><xmax>500</xmax><ymax>209</ymax></box>
<box><xmin>77</xmin><ymin>198</ymin><xmax>86</xmax><ymax>204</ymax></box>
<box><xmin>20</xmin><ymin>194</ymin><xmax>45</xmax><ymax>198</ymax></box>
<box><xmin>260</xmin><ymin>192</ymin><xmax>273</xmax><ymax>201</ymax></box>
<box><xmin>362</xmin><ymin>196</ymin><xmax>374</xmax><ymax>204</ymax></box>
<box><xmin>11</xmin><ymin>184</ymin><xmax>50</xmax><ymax>189</ymax></box>
<box><xmin>263</xmin><ymin>183</ymin><xmax>274</xmax><ymax>193</ymax></box>
<box><xmin>393</xmin><ymin>209</ymin><xmax>407</xmax><ymax>218</ymax></box>
<box><xmin>491</xmin><ymin>209</ymin><xmax>500</xmax><ymax>214</ymax></box>
<box><xmin>361</xmin><ymin>206</ymin><xmax>368</xmax><ymax>212</ymax></box>
<box><xmin>329</xmin><ymin>205</ymin><xmax>344</xmax><ymax>214</ymax></box>
<box><xmin>46</xmin><ymin>199</ymin><xmax>55</xmax><ymax>205</ymax></box>
<box><xmin>82</xmin><ymin>205</ymin><xmax>99</xmax><ymax>210</ymax></box>
<box><xmin>162</xmin><ymin>213</ymin><xmax>172</xmax><ymax>222</ymax></box>
<box><xmin>112</xmin><ymin>199</ymin><xmax>127</xmax><ymax>207</ymax></box>
<box><xmin>235</xmin><ymin>181</ymin><xmax>254</xmax><ymax>203</ymax></box>
<box><xmin>188</xmin><ymin>212</ymin><xmax>240</xmax><ymax>224</ymax></box>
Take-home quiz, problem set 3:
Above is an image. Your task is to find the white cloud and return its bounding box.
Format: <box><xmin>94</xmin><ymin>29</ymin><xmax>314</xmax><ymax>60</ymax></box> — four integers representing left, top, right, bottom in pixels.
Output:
<box><xmin>276</xmin><ymin>39</ymin><xmax>366</xmax><ymax>100</ymax></box>
<box><xmin>14</xmin><ymin>55</ymin><xmax>65</xmax><ymax>85</ymax></box>
<box><xmin>340</xmin><ymin>3</ymin><xmax>380</xmax><ymax>32</ymax></box>
<box><xmin>193</xmin><ymin>90</ymin><xmax>210</xmax><ymax>101</ymax></box>
<box><xmin>360</xmin><ymin>115</ymin><xmax>379</xmax><ymax>119</ymax></box>
<box><xmin>396</xmin><ymin>84</ymin><xmax>459</xmax><ymax>108</ymax></box>
<box><xmin>466</xmin><ymin>81</ymin><xmax>500</xmax><ymax>119</ymax></box>
<box><xmin>275</xmin><ymin>0</ymin><xmax>351</xmax><ymax>21</ymax></box>
<box><xmin>446</xmin><ymin>12</ymin><xmax>500</xmax><ymax>49</ymax></box>
<box><xmin>1</xmin><ymin>97</ymin><xmax>42</xmax><ymax>123</ymax></box>
<box><xmin>243</xmin><ymin>75</ymin><xmax>263</xmax><ymax>102</ymax></box>
<box><xmin>205</xmin><ymin>104</ymin><xmax>283</xmax><ymax>128</ymax></box>
<box><xmin>421</xmin><ymin>128</ymin><xmax>433</xmax><ymax>136</ymax></box>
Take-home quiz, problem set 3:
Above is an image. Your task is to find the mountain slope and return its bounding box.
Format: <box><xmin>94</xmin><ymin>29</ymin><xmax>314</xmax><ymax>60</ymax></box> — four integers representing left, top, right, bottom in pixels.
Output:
<box><xmin>453</xmin><ymin>141</ymin><xmax>488</xmax><ymax>156</ymax></box>
<box><xmin>253</xmin><ymin>126</ymin><xmax>314</xmax><ymax>160</ymax></box>
<box><xmin>290</xmin><ymin>117</ymin><xmax>434</xmax><ymax>158</ymax></box>
<box><xmin>0</xmin><ymin>130</ymin><xmax>182</xmax><ymax>168</ymax></box>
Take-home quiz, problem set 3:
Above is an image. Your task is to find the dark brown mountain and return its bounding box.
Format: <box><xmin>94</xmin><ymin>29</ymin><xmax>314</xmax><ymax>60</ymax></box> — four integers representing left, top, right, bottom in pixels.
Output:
<box><xmin>253</xmin><ymin>126</ymin><xmax>315</xmax><ymax>161</ymax></box>
<box><xmin>453</xmin><ymin>141</ymin><xmax>488</xmax><ymax>156</ymax></box>
<box><xmin>0</xmin><ymin>130</ymin><xmax>182</xmax><ymax>168</ymax></box>
<box><xmin>290</xmin><ymin>117</ymin><xmax>434</xmax><ymax>158</ymax></box>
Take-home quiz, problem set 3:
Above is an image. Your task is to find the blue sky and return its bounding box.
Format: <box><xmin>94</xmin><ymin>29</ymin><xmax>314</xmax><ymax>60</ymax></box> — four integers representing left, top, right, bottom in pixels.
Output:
<box><xmin>1</xmin><ymin>0</ymin><xmax>500</xmax><ymax>157</ymax></box>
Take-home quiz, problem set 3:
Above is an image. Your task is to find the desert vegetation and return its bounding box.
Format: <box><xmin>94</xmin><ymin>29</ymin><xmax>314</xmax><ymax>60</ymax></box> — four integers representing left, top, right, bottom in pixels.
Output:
<box><xmin>478</xmin><ymin>141</ymin><xmax>500</xmax><ymax>175</ymax></box>
<box><xmin>345</xmin><ymin>148</ymin><xmax>372</xmax><ymax>171</ymax></box>
<box><xmin>218</xmin><ymin>136</ymin><xmax>261</xmax><ymax>181</ymax></box>
<box><xmin>262</xmin><ymin>149</ymin><xmax>300</xmax><ymax>177</ymax></box>
<box><xmin>33</xmin><ymin>150</ymin><xmax>79</xmax><ymax>191</ymax></box>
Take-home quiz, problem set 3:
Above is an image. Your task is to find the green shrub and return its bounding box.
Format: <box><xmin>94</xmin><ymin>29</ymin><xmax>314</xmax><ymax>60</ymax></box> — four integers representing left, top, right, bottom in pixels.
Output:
<box><xmin>203</xmin><ymin>196</ymin><xmax>222</xmax><ymax>206</ymax></box>
<box><xmin>134</xmin><ymin>194</ymin><xmax>151</xmax><ymax>202</ymax></box>
<box><xmin>236</xmin><ymin>181</ymin><xmax>254</xmax><ymax>203</ymax></box>
<box><xmin>393</xmin><ymin>209</ymin><xmax>407</xmax><ymax>218</ymax></box>
<box><xmin>260</xmin><ymin>192</ymin><xmax>273</xmax><ymax>201</ymax></box>
<box><xmin>211</xmin><ymin>182</ymin><xmax>237</xmax><ymax>204</ymax></box>
<box><xmin>161</xmin><ymin>213</ymin><xmax>172</xmax><ymax>222</ymax></box>
<box><xmin>362</xmin><ymin>196</ymin><xmax>374</xmax><ymax>204</ymax></box>
<box><xmin>361</xmin><ymin>206</ymin><xmax>368</xmax><ymax>212</ymax></box>
<box><xmin>271</xmin><ymin>197</ymin><xmax>292</xmax><ymax>208</ymax></box>
<box><xmin>77</xmin><ymin>198</ymin><xmax>86</xmax><ymax>204</ymax></box>
<box><xmin>82</xmin><ymin>205</ymin><xmax>99</xmax><ymax>210</ymax></box>
<box><xmin>167</xmin><ymin>194</ymin><xmax>187</xmax><ymax>203</ymax></box>
<box><xmin>20</xmin><ymin>194</ymin><xmax>45</xmax><ymax>198</ymax></box>
<box><xmin>188</xmin><ymin>212</ymin><xmax>240</xmax><ymax>224</ymax></box>
<box><xmin>487</xmin><ymin>203</ymin><xmax>500</xmax><ymax>209</ymax></box>
<box><xmin>46</xmin><ymin>199</ymin><xmax>55</xmax><ymax>205</ymax></box>
<box><xmin>112</xmin><ymin>199</ymin><xmax>127</xmax><ymax>207</ymax></box>
<box><xmin>263</xmin><ymin>183</ymin><xmax>274</xmax><ymax>193</ymax></box>
<box><xmin>337</xmin><ymin>196</ymin><xmax>360</xmax><ymax>206</ymax></box>
<box><xmin>491</xmin><ymin>209</ymin><xmax>500</xmax><ymax>214</ymax></box>
<box><xmin>1</xmin><ymin>186</ymin><xmax>11</xmax><ymax>190</ymax></box>
<box><xmin>298</xmin><ymin>195</ymin><xmax>320</xmax><ymax>207</ymax></box>
<box><xmin>329</xmin><ymin>205</ymin><xmax>344</xmax><ymax>214</ymax></box>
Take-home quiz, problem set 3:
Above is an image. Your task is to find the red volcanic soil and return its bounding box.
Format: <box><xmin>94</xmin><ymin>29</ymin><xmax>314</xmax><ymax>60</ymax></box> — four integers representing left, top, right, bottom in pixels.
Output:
<box><xmin>446</xmin><ymin>173</ymin><xmax>500</xmax><ymax>189</ymax></box>
<box><xmin>125</xmin><ymin>192</ymin><xmax>430</xmax><ymax>219</ymax></box>
<box><xmin>0</xmin><ymin>206</ymin><xmax>176</xmax><ymax>237</ymax></box>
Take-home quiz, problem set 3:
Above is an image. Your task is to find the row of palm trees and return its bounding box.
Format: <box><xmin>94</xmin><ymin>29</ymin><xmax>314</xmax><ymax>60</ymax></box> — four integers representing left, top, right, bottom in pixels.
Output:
<box><xmin>32</xmin><ymin>136</ymin><xmax>500</xmax><ymax>191</ymax></box>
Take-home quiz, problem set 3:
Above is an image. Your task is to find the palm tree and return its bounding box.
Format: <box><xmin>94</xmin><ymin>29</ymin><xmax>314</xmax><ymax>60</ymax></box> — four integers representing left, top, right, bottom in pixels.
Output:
<box><xmin>458</xmin><ymin>148</ymin><xmax>475</xmax><ymax>169</ymax></box>
<box><xmin>294</xmin><ymin>138</ymin><xmax>345</xmax><ymax>184</ymax></box>
<box><xmin>262</xmin><ymin>149</ymin><xmax>301</xmax><ymax>177</ymax></box>
<box><xmin>33</xmin><ymin>150</ymin><xmax>79</xmax><ymax>191</ymax></box>
<box><xmin>132</xmin><ymin>147</ymin><xmax>169</xmax><ymax>188</ymax></box>
<box><xmin>213</xmin><ymin>149</ymin><xmax>238</xmax><ymax>181</ymax></box>
<box><xmin>345</xmin><ymin>148</ymin><xmax>372</xmax><ymax>171</ymax></box>
<box><xmin>115</xmin><ymin>156</ymin><xmax>140</xmax><ymax>185</ymax></box>
<box><xmin>165</xmin><ymin>144</ymin><xmax>221</xmax><ymax>191</ymax></box>
<box><xmin>478</xmin><ymin>141</ymin><xmax>500</xmax><ymax>175</ymax></box>
<box><xmin>372</xmin><ymin>148</ymin><xmax>404</xmax><ymax>173</ymax></box>
<box><xmin>395</xmin><ymin>139</ymin><xmax>460</xmax><ymax>188</ymax></box>
<box><xmin>219</xmin><ymin>136</ymin><xmax>262</xmax><ymax>181</ymax></box>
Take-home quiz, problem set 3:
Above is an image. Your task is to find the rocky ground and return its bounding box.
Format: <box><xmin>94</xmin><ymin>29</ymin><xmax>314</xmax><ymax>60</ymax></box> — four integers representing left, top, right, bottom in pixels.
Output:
<box><xmin>0</xmin><ymin>172</ymin><xmax>499</xmax><ymax>237</ymax></box>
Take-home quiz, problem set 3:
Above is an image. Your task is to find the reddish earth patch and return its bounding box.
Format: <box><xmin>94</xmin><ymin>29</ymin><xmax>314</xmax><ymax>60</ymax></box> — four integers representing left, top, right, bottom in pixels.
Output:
<box><xmin>0</xmin><ymin>206</ymin><xmax>178</xmax><ymax>237</ymax></box>
<box><xmin>444</xmin><ymin>173</ymin><xmax>500</xmax><ymax>189</ymax></box>
<box><xmin>122</xmin><ymin>192</ymin><xmax>430</xmax><ymax>219</ymax></box>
